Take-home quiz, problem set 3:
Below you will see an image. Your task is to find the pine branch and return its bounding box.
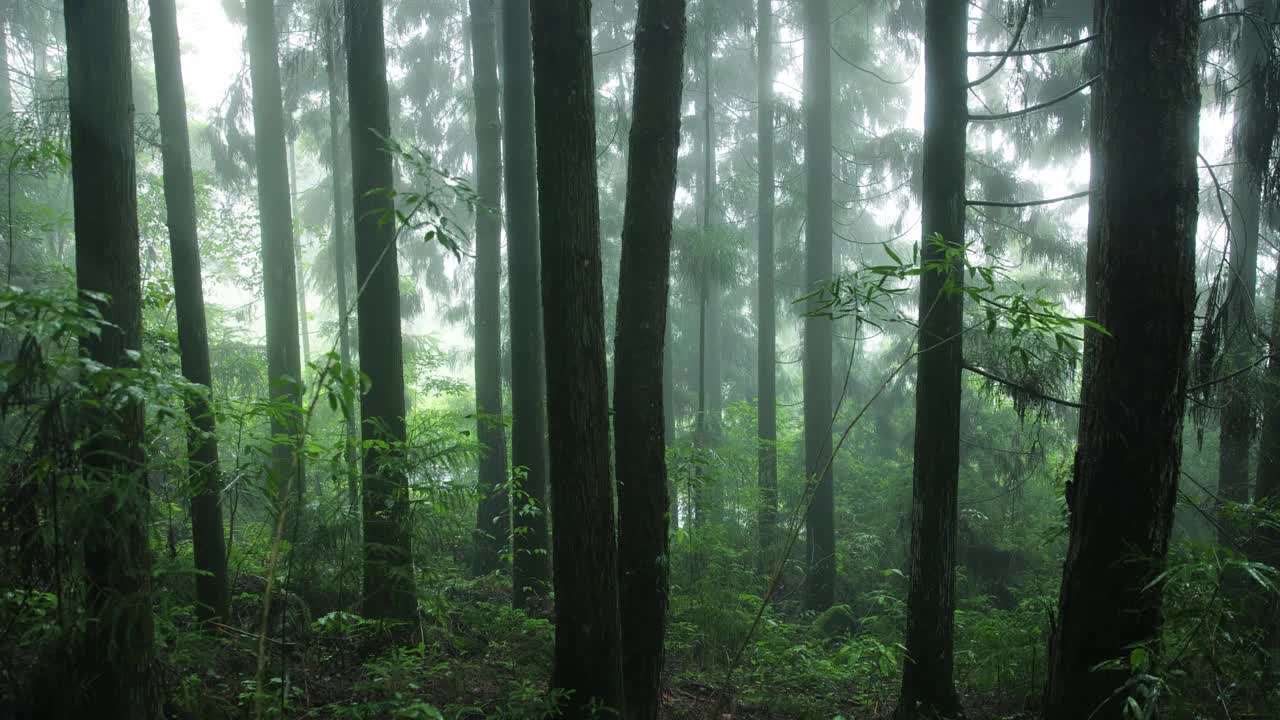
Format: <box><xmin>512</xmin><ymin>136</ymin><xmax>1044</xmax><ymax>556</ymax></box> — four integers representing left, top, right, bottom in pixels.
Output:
<box><xmin>962</xmin><ymin>362</ymin><xmax>1084</xmax><ymax>409</ymax></box>
<box><xmin>969</xmin><ymin>75</ymin><xmax>1098</xmax><ymax>122</ymax></box>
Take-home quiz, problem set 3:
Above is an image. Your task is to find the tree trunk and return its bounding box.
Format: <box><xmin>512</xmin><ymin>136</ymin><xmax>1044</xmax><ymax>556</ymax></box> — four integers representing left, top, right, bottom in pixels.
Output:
<box><xmin>150</xmin><ymin>0</ymin><xmax>229</xmax><ymax>625</ymax></box>
<box><xmin>1044</xmin><ymin>2</ymin><xmax>1200</xmax><ymax>717</ymax></box>
<box><xmin>502</xmin><ymin>0</ymin><xmax>551</xmax><ymax>611</ymax></box>
<box><xmin>346</xmin><ymin>0</ymin><xmax>416</xmax><ymax>622</ymax></box>
<box><xmin>615</xmin><ymin>3</ymin><xmax>686</xmax><ymax>718</ymax></box>
<box><xmin>801</xmin><ymin>0</ymin><xmax>835</xmax><ymax>614</ymax></box>
<box><xmin>755</xmin><ymin>0</ymin><xmax>777</xmax><ymax>578</ymax></box>
<box><xmin>468</xmin><ymin>0</ymin><xmax>510</xmax><ymax>578</ymax></box>
<box><xmin>65</xmin><ymin>0</ymin><xmax>157</xmax><ymax>715</ymax></box>
<box><xmin>0</xmin><ymin>11</ymin><xmax>11</xmax><ymax>117</ymax></box>
<box><xmin>288</xmin><ymin>139</ymin><xmax>311</xmax><ymax>363</ymax></box>
<box><xmin>894</xmin><ymin>0</ymin><xmax>967</xmax><ymax>716</ymax></box>
<box><xmin>530</xmin><ymin>1</ymin><xmax>625</xmax><ymax>715</ymax></box>
<box><xmin>246</xmin><ymin>0</ymin><xmax>305</xmax><ymax>503</ymax></box>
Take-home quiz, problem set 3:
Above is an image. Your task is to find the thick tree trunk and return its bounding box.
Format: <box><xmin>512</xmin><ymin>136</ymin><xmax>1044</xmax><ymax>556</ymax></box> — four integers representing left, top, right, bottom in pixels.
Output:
<box><xmin>150</xmin><ymin>0</ymin><xmax>229</xmax><ymax>624</ymax></box>
<box><xmin>246</xmin><ymin>0</ymin><xmax>305</xmax><ymax>502</ymax></box>
<box><xmin>1044</xmin><ymin>2</ymin><xmax>1200</xmax><ymax>717</ymax></box>
<box><xmin>346</xmin><ymin>0</ymin><xmax>416</xmax><ymax>622</ymax></box>
<box><xmin>755</xmin><ymin>0</ymin><xmax>777</xmax><ymax>578</ymax></box>
<box><xmin>801</xmin><ymin>0</ymin><xmax>835</xmax><ymax>614</ymax></box>
<box><xmin>615</xmin><ymin>4</ymin><xmax>686</xmax><ymax>718</ymax></box>
<box><xmin>288</xmin><ymin>140</ymin><xmax>311</xmax><ymax>363</ymax></box>
<box><xmin>65</xmin><ymin>0</ymin><xmax>157</xmax><ymax>716</ymax></box>
<box><xmin>468</xmin><ymin>0</ymin><xmax>510</xmax><ymax>577</ymax></box>
<box><xmin>894</xmin><ymin>0</ymin><xmax>967</xmax><ymax>716</ymax></box>
<box><xmin>530</xmin><ymin>1</ymin><xmax>625</xmax><ymax>715</ymax></box>
<box><xmin>502</xmin><ymin>0</ymin><xmax>551</xmax><ymax>611</ymax></box>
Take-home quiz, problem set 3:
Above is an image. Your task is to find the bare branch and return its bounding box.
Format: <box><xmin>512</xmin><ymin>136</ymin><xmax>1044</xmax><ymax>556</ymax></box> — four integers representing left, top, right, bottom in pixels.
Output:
<box><xmin>966</xmin><ymin>190</ymin><xmax>1090</xmax><ymax>208</ymax></box>
<box><xmin>968</xmin><ymin>0</ymin><xmax>1032</xmax><ymax>88</ymax></box>
<box><xmin>968</xmin><ymin>34</ymin><xmax>1097</xmax><ymax>59</ymax></box>
<box><xmin>962</xmin><ymin>363</ymin><xmax>1084</xmax><ymax>409</ymax></box>
<box><xmin>968</xmin><ymin>75</ymin><xmax>1098</xmax><ymax>122</ymax></box>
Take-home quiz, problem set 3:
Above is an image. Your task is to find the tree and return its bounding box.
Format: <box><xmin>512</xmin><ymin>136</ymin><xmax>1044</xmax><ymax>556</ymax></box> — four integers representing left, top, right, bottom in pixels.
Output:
<box><xmin>615</xmin><ymin>2</ymin><xmax>687</xmax><ymax>717</ymax></box>
<box><xmin>755</xmin><ymin>0</ymin><xmax>777</xmax><ymax>578</ymax></box>
<box><xmin>0</xmin><ymin>5</ymin><xmax>11</xmax><ymax>117</ymax></box>
<box><xmin>895</xmin><ymin>0</ymin><xmax>967</xmax><ymax>716</ymax></box>
<box><xmin>502</xmin><ymin>0</ymin><xmax>551</xmax><ymax>610</ymax></box>
<box><xmin>347</xmin><ymin>0</ymin><xmax>416</xmax><ymax>622</ymax></box>
<box><xmin>802</xmin><ymin>0</ymin><xmax>835</xmax><ymax>614</ymax></box>
<box><xmin>65</xmin><ymin>0</ymin><xmax>157</xmax><ymax>715</ymax></box>
<box><xmin>468</xmin><ymin>0</ymin><xmax>509</xmax><ymax>577</ymax></box>
<box><xmin>1044</xmin><ymin>1</ymin><xmax>1200</xmax><ymax>717</ymax></box>
<box><xmin>530</xmin><ymin>0</ymin><xmax>625</xmax><ymax>715</ymax></box>
<box><xmin>150</xmin><ymin>0</ymin><xmax>228</xmax><ymax>624</ymax></box>
<box><xmin>287</xmin><ymin>138</ymin><xmax>311</xmax><ymax>362</ymax></box>
<box><xmin>245</xmin><ymin>0</ymin><xmax>305</xmax><ymax>500</ymax></box>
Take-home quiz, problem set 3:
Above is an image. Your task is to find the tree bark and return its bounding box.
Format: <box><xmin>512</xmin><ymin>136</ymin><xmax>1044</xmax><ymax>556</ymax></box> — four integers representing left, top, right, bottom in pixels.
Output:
<box><xmin>0</xmin><ymin>11</ymin><xmax>11</xmax><ymax>117</ymax></box>
<box><xmin>502</xmin><ymin>0</ymin><xmax>551</xmax><ymax>611</ymax></box>
<box><xmin>895</xmin><ymin>0</ymin><xmax>968</xmax><ymax>716</ymax></box>
<box><xmin>802</xmin><ymin>0</ymin><xmax>835</xmax><ymax>614</ymax></box>
<box><xmin>288</xmin><ymin>139</ymin><xmax>311</xmax><ymax>363</ymax></box>
<box><xmin>346</xmin><ymin>0</ymin><xmax>416</xmax><ymax>622</ymax></box>
<box><xmin>755</xmin><ymin>0</ymin><xmax>777</xmax><ymax>578</ymax></box>
<box><xmin>65</xmin><ymin>0</ymin><xmax>158</xmax><ymax>715</ymax></box>
<box><xmin>150</xmin><ymin>0</ymin><xmax>229</xmax><ymax>625</ymax></box>
<box><xmin>468</xmin><ymin>0</ymin><xmax>510</xmax><ymax>577</ymax></box>
<box><xmin>530</xmin><ymin>1</ymin><xmax>625</xmax><ymax>715</ymax></box>
<box><xmin>246</xmin><ymin>0</ymin><xmax>305</xmax><ymax>502</ymax></box>
<box><xmin>615</xmin><ymin>3</ymin><xmax>686</xmax><ymax>718</ymax></box>
<box><xmin>1044</xmin><ymin>2</ymin><xmax>1200</xmax><ymax>717</ymax></box>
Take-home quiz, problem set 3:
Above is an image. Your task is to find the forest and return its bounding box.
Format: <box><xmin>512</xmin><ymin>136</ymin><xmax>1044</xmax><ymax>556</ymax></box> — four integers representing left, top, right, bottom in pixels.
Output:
<box><xmin>0</xmin><ymin>0</ymin><xmax>1276</xmax><ymax>718</ymax></box>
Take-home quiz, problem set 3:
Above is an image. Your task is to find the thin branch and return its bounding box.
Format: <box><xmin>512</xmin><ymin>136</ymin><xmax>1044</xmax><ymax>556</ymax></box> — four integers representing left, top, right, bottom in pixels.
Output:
<box><xmin>968</xmin><ymin>34</ymin><xmax>1097</xmax><ymax>59</ymax></box>
<box><xmin>831</xmin><ymin>45</ymin><xmax>911</xmax><ymax>85</ymax></box>
<box><xmin>1187</xmin><ymin>352</ymin><xmax>1278</xmax><ymax>395</ymax></box>
<box><xmin>966</xmin><ymin>190</ymin><xmax>1090</xmax><ymax>209</ymax></box>
<box><xmin>962</xmin><ymin>362</ymin><xmax>1084</xmax><ymax>409</ymax></box>
<box><xmin>968</xmin><ymin>0</ymin><xmax>1032</xmax><ymax>88</ymax></box>
<box><xmin>969</xmin><ymin>76</ymin><xmax>1098</xmax><ymax>122</ymax></box>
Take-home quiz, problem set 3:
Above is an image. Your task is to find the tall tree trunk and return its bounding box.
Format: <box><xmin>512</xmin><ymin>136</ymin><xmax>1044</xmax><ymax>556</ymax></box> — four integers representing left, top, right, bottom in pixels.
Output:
<box><xmin>615</xmin><ymin>3</ymin><xmax>687</xmax><ymax>718</ymax></box>
<box><xmin>468</xmin><ymin>0</ymin><xmax>510</xmax><ymax>577</ymax></box>
<box><xmin>801</xmin><ymin>0</ymin><xmax>835</xmax><ymax>614</ymax></box>
<box><xmin>346</xmin><ymin>0</ymin><xmax>416</xmax><ymax>622</ymax></box>
<box><xmin>65</xmin><ymin>0</ymin><xmax>157</xmax><ymax>715</ymax></box>
<box><xmin>530</xmin><ymin>1</ymin><xmax>625</xmax><ymax>715</ymax></box>
<box><xmin>701</xmin><ymin>32</ymin><xmax>721</xmax><ymax>435</ymax></box>
<box><xmin>1044</xmin><ymin>2</ymin><xmax>1200</xmax><ymax>717</ymax></box>
<box><xmin>664</xmin><ymin>323</ymin><xmax>678</xmax><ymax>533</ymax></box>
<box><xmin>755</xmin><ymin>0</ymin><xmax>777</xmax><ymax>578</ymax></box>
<box><xmin>324</xmin><ymin>10</ymin><xmax>359</xmax><ymax>518</ymax></box>
<box><xmin>1219</xmin><ymin>0</ymin><xmax>1273</xmax><ymax>546</ymax></box>
<box><xmin>502</xmin><ymin>0</ymin><xmax>551</xmax><ymax>611</ymax></box>
<box><xmin>0</xmin><ymin>11</ymin><xmax>11</xmax><ymax>117</ymax></box>
<box><xmin>288</xmin><ymin>139</ymin><xmax>311</xmax><ymax>363</ymax></box>
<box><xmin>246</xmin><ymin>0</ymin><xmax>305</xmax><ymax>503</ymax></box>
<box><xmin>150</xmin><ymin>0</ymin><xmax>228</xmax><ymax>625</ymax></box>
<box><xmin>894</xmin><ymin>0</ymin><xmax>967</xmax><ymax>716</ymax></box>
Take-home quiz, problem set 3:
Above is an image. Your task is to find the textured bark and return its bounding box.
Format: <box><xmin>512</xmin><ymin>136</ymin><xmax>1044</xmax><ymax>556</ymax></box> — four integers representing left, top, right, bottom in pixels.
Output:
<box><xmin>288</xmin><ymin>140</ymin><xmax>311</xmax><ymax>363</ymax></box>
<box><xmin>502</xmin><ymin>0</ymin><xmax>551</xmax><ymax>610</ymax></box>
<box><xmin>802</xmin><ymin>0</ymin><xmax>835</xmax><ymax>614</ymax></box>
<box><xmin>150</xmin><ymin>0</ymin><xmax>228</xmax><ymax>624</ymax></box>
<box><xmin>246</xmin><ymin>0</ymin><xmax>305</xmax><ymax>500</ymax></box>
<box><xmin>615</xmin><ymin>3</ymin><xmax>686</xmax><ymax>718</ymax></box>
<box><xmin>469</xmin><ymin>0</ymin><xmax>510</xmax><ymax>577</ymax></box>
<box><xmin>530</xmin><ymin>1</ymin><xmax>625</xmax><ymax>715</ymax></box>
<box><xmin>895</xmin><ymin>0</ymin><xmax>967</xmax><ymax>716</ymax></box>
<box><xmin>1044</xmin><ymin>2</ymin><xmax>1200</xmax><ymax>717</ymax></box>
<box><xmin>347</xmin><ymin>0</ymin><xmax>416</xmax><ymax>622</ymax></box>
<box><xmin>65</xmin><ymin>0</ymin><xmax>157</xmax><ymax>715</ymax></box>
<box><xmin>756</xmin><ymin>0</ymin><xmax>777</xmax><ymax>577</ymax></box>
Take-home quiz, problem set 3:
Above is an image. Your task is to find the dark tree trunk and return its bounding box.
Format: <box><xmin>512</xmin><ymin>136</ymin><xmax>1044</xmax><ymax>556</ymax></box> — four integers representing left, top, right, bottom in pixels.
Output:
<box><xmin>755</xmin><ymin>0</ymin><xmax>777</xmax><ymax>578</ymax></box>
<box><xmin>615</xmin><ymin>3</ymin><xmax>687</xmax><ymax>718</ymax></box>
<box><xmin>346</xmin><ymin>0</ymin><xmax>416</xmax><ymax>622</ymax></box>
<box><xmin>469</xmin><ymin>0</ymin><xmax>510</xmax><ymax>577</ymax></box>
<box><xmin>324</xmin><ymin>11</ymin><xmax>359</xmax><ymax>517</ymax></box>
<box><xmin>1044</xmin><ymin>2</ymin><xmax>1200</xmax><ymax>717</ymax></box>
<box><xmin>246</xmin><ymin>0</ymin><xmax>305</xmax><ymax>501</ymax></box>
<box><xmin>894</xmin><ymin>0</ymin><xmax>967</xmax><ymax>716</ymax></box>
<box><xmin>530</xmin><ymin>1</ymin><xmax>625</xmax><ymax>715</ymax></box>
<box><xmin>502</xmin><ymin>0</ymin><xmax>551</xmax><ymax>611</ymax></box>
<box><xmin>65</xmin><ymin>0</ymin><xmax>157</xmax><ymax>716</ymax></box>
<box><xmin>288</xmin><ymin>140</ymin><xmax>311</xmax><ymax>363</ymax></box>
<box><xmin>150</xmin><ymin>0</ymin><xmax>228</xmax><ymax>625</ymax></box>
<box><xmin>801</xmin><ymin>0</ymin><xmax>835</xmax><ymax>614</ymax></box>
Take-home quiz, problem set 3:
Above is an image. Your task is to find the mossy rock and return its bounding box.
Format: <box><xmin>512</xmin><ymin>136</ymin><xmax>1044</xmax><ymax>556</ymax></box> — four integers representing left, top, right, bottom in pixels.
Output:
<box><xmin>811</xmin><ymin>604</ymin><xmax>857</xmax><ymax>640</ymax></box>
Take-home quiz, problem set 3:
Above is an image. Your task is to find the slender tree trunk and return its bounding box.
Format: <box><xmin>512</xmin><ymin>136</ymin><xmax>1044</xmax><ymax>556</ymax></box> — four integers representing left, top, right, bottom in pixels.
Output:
<box><xmin>702</xmin><ymin>32</ymin><xmax>721</xmax><ymax>434</ymax></box>
<box><xmin>1044</xmin><ymin>2</ymin><xmax>1200</xmax><ymax>717</ymax></box>
<box><xmin>324</xmin><ymin>11</ymin><xmax>359</xmax><ymax>518</ymax></box>
<box><xmin>615</xmin><ymin>3</ymin><xmax>687</xmax><ymax>718</ymax></box>
<box><xmin>65</xmin><ymin>0</ymin><xmax>157</xmax><ymax>715</ymax></box>
<box><xmin>288</xmin><ymin>139</ymin><xmax>311</xmax><ymax>363</ymax></box>
<box><xmin>0</xmin><ymin>12</ymin><xmax>11</xmax><ymax>117</ymax></box>
<box><xmin>894</xmin><ymin>0</ymin><xmax>967</xmax><ymax>716</ymax></box>
<box><xmin>502</xmin><ymin>0</ymin><xmax>551</xmax><ymax>611</ymax></box>
<box><xmin>346</xmin><ymin>0</ymin><xmax>416</xmax><ymax>622</ymax></box>
<box><xmin>150</xmin><ymin>0</ymin><xmax>228</xmax><ymax>624</ymax></box>
<box><xmin>530</xmin><ymin>1</ymin><xmax>625</xmax><ymax>715</ymax></box>
<box><xmin>468</xmin><ymin>0</ymin><xmax>510</xmax><ymax>577</ymax></box>
<box><xmin>801</xmin><ymin>0</ymin><xmax>835</xmax><ymax>614</ymax></box>
<box><xmin>756</xmin><ymin>0</ymin><xmax>777</xmax><ymax>578</ymax></box>
<box><xmin>246</xmin><ymin>0</ymin><xmax>305</xmax><ymax>502</ymax></box>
